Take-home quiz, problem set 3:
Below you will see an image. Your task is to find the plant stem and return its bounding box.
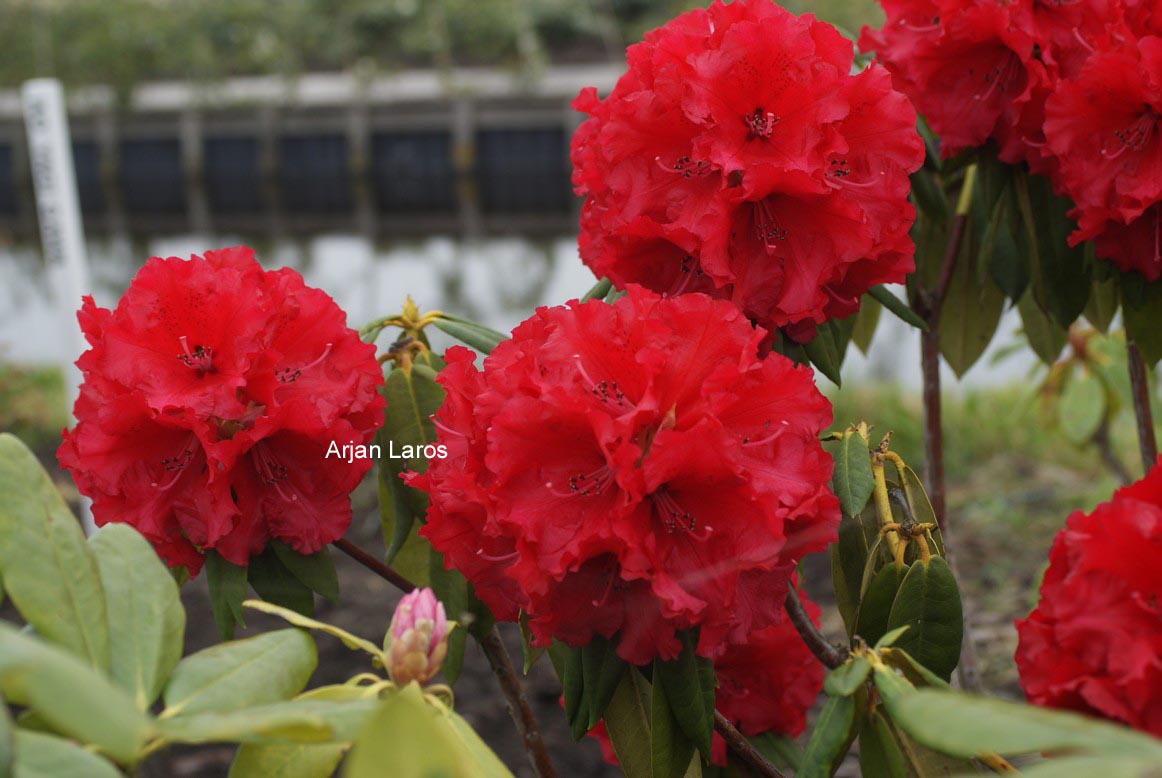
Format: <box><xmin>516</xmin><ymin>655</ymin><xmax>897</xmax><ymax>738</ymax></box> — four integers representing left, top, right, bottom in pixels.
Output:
<box><xmin>920</xmin><ymin>330</ymin><xmax>947</xmax><ymax>524</ymax></box>
<box><xmin>1126</xmin><ymin>337</ymin><xmax>1158</xmax><ymax>473</ymax></box>
<box><xmin>332</xmin><ymin>538</ymin><xmax>558</xmax><ymax>778</ymax></box>
<box><xmin>1091</xmin><ymin>418</ymin><xmax>1131</xmax><ymax>485</ymax></box>
<box><xmin>479</xmin><ymin>629</ymin><xmax>558</xmax><ymax>778</ymax></box>
<box><xmin>784</xmin><ymin>590</ymin><xmax>846</xmax><ymax>669</ymax></box>
<box><xmin>714</xmin><ymin>712</ymin><xmax>787</xmax><ymax>778</ymax></box>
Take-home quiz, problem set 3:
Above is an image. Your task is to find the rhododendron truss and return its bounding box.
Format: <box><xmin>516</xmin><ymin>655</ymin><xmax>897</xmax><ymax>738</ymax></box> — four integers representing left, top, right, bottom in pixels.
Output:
<box><xmin>57</xmin><ymin>247</ymin><xmax>384</xmax><ymax>576</ymax></box>
<box><xmin>571</xmin><ymin>0</ymin><xmax>924</xmax><ymax>343</ymax></box>
<box><xmin>410</xmin><ymin>285</ymin><xmax>840</xmax><ymax>665</ymax></box>
<box><xmin>1016</xmin><ymin>456</ymin><xmax>1162</xmax><ymax>736</ymax></box>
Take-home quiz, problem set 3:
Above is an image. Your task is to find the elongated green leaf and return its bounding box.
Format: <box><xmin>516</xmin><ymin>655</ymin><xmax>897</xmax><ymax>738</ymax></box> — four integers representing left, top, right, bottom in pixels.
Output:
<box><xmin>655</xmin><ymin>631</ymin><xmax>715</xmax><ymax>757</ymax></box>
<box><xmin>272</xmin><ymin>542</ymin><xmax>339</xmax><ymax>603</ymax></box>
<box><xmin>11</xmin><ymin>730</ymin><xmax>122</xmax><ymax>778</ymax></box>
<box><xmin>894</xmin><ymin>466</ymin><xmax>943</xmax><ymax>554</ymax></box>
<box><xmin>984</xmin><ymin>193</ymin><xmax>1029</xmax><ymax>300</ymax></box>
<box><xmin>851</xmin><ymin>295</ymin><xmax>882</xmax><ymax>354</ymax></box>
<box><xmin>823</xmin><ymin>657</ymin><xmax>870</xmax><ymax>698</ymax></box>
<box><xmin>0</xmin><ymin>433</ymin><xmax>108</xmax><ymax>670</ymax></box>
<box><xmin>651</xmin><ymin>661</ymin><xmax>695</xmax><ymax>778</ymax></box>
<box><xmin>161</xmin><ymin>699</ymin><xmax>378</xmax><ymax>744</ymax></box>
<box><xmin>1018</xmin><ymin>174</ymin><xmax>1092</xmax><ymax>327</ymax></box>
<box><xmin>1018</xmin><ymin>291</ymin><xmax>1068</xmax><ymax>365</ymax></box>
<box><xmin>831</xmin><ymin>506</ymin><xmax>878</xmax><ymax>637</ymax></box>
<box><xmin>581</xmin><ymin>635</ymin><xmax>628</xmax><ymax>732</ymax></box>
<box><xmin>89</xmin><ymin>524</ymin><xmax>186</xmax><ymax>711</ymax></box>
<box><xmin>1122</xmin><ymin>273</ymin><xmax>1162</xmax><ymax>365</ymax></box>
<box><xmin>859</xmin><ymin>710</ymin><xmax>907</xmax><ymax>778</ymax></box>
<box><xmin>432</xmin><ymin>315</ymin><xmax>508</xmax><ymax>355</ymax></box>
<box><xmin>857</xmin><ymin>563</ymin><xmax>909</xmax><ymax>648</ymax></box>
<box><xmin>884</xmin><ymin>716</ymin><xmax>974</xmax><ymax>777</ymax></box>
<box><xmin>749</xmin><ymin>732</ymin><xmax>802</xmax><ymax>772</ymax></box>
<box><xmin>1018</xmin><ymin>755</ymin><xmax>1162</xmax><ymax>778</ymax></box>
<box><xmin>206</xmin><ymin>550</ymin><xmax>248</xmax><ymax>640</ymax></box>
<box><xmin>909</xmin><ymin>167</ymin><xmax>948</xmax><ymax>223</ymax></box>
<box><xmin>604</xmin><ymin>669</ymin><xmax>654</xmax><ymax>778</ymax></box>
<box><xmin>249</xmin><ymin>547</ymin><xmax>315</xmax><ymax>616</ymax></box>
<box><xmin>0</xmin><ymin>692</ymin><xmax>13</xmax><ymax>775</ymax></box>
<box><xmin>0</xmin><ymin>622</ymin><xmax>153</xmax><ymax>764</ymax></box>
<box><xmin>163</xmin><ymin>629</ymin><xmax>317</xmax><ymax>718</ymax></box>
<box><xmin>1059</xmin><ymin>368</ymin><xmax>1106</xmax><ymax>445</ymax></box>
<box><xmin>826</xmin><ymin>429</ymin><xmax>875</xmax><ymax>520</ymax></box>
<box><xmin>243</xmin><ymin>600</ymin><xmax>385</xmax><ymax>661</ymax></box>
<box><xmin>582</xmin><ymin>277</ymin><xmax>613</xmax><ymax>302</ymax></box>
<box><xmin>429</xmin><ymin>548</ymin><xmax>470</xmax><ymax>684</ymax></box>
<box><xmin>1084</xmin><ymin>271</ymin><xmax>1119</xmax><ymax>333</ymax></box>
<box><xmin>799</xmin><ymin>694</ymin><xmax>857</xmax><ymax>778</ymax></box>
<box><xmin>874</xmin><ymin>627</ymin><xmax>911</xmax><ymax>651</ymax></box>
<box><xmin>939</xmin><ymin>234</ymin><xmax>1006</xmax><ymax>376</ymax></box>
<box><xmin>804</xmin><ymin>317</ymin><xmax>854</xmax><ymax>386</ymax></box>
<box><xmin>869</xmin><ymin>285</ymin><xmax>929</xmax><ymax>332</ymax></box>
<box><xmin>888</xmin><ymin>688</ymin><xmax>1162</xmax><ymax>760</ymax></box>
<box><xmin>879</xmin><ymin>648</ymin><xmax>950</xmax><ymax>690</ymax></box>
<box><xmin>230</xmin><ymin>742</ymin><xmax>349</xmax><ymax>778</ymax></box>
<box><xmin>885</xmin><ymin>558</ymin><xmax>963</xmax><ymax>681</ymax></box>
<box><xmin>343</xmin><ymin>682</ymin><xmax>511</xmax><ymax>778</ymax></box>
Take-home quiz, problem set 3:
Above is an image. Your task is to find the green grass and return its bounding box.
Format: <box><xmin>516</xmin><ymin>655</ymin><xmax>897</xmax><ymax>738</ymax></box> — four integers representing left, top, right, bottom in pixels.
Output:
<box><xmin>0</xmin><ymin>365</ymin><xmax>68</xmax><ymax>456</ymax></box>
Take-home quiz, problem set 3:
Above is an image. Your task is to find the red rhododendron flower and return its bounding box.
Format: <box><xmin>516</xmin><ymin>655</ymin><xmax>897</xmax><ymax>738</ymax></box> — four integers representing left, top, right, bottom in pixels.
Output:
<box><xmin>583</xmin><ymin>589</ymin><xmax>824</xmax><ymax>766</ymax></box>
<box><xmin>572</xmin><ymin>0</ymin><xmax>923</xmax><ymax>342</ymax></box>
<box><xmin>1044</xmin><ymin>34</ymin><xmax>1162</xmax><ymax>279</ymax></box>
<box><xmin>410</xmin><ymin>286</ymin><xmax>839</xmax><ymax>665</ymax></box>
<box><xmin>58</xmin><ymin>247</ymin><xmax>384</xmax><ymax>575</ymax></box>
<box><xmin>1015</xmin><ymin>456</ymin><xmax>1162</xmax><ymax>736</ymax></box>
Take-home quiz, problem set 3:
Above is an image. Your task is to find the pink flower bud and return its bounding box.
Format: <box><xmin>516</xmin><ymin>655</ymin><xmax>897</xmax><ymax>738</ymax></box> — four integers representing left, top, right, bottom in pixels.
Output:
<box><xmin>387</xmin><ymin>588</ymin><xmax>449</xmax><ymax>686</ymax></box>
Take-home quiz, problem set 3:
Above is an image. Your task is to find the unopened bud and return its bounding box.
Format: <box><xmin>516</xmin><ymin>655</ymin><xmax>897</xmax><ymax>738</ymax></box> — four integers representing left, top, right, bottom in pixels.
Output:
<box><xmin>387</xmin><ymin>587</ymin><xmax>449</xmax><ymax>686</ymax></box>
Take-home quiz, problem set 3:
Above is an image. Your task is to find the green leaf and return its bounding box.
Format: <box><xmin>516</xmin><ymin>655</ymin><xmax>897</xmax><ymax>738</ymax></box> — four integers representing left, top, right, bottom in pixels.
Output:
<box><xmin>655</xmin><ymin>631</ymin><xmax>715</xmax><ymax>757</ymax></box>
<box><xmin>11</xmin><ymin>730</ymin><xmax>122</xmax><ymax>778</ymax></box>
<box><xmin>1018</xmin><ymin>755</ymin><xmax>1162</xmax><ymax>778</ymax></box>
<box><xmin>161</xmin><ymin>698</ymin><xmax>378</xmax><ymax>744</ymax></box>
<box><xmin>893</xmin><ymin>465</ymin><xmax>943</xmax><ymax>550</ymax></box>
<box><xmin>869</xmin><ymin>285</ymin><xmax>929</xmax><ymax>332</ymax></box>
<box><xmin>249</xmin><ymin>547</ymin><xmax>316</xmax><ymax>617</ymax></box>
<box><xmin>0</xmin><ymin>692</ymin><xmax>11</xmax><ymax>776</ymax></box>
<box><xmin>581</xmin><ymin>277</ymin><xmax>613</xmax><ymax>302</ymax></box>
<box><xmin>1059</xmin><ymin>368</ymin><xmax>1106</xmax><ymax>445</ymax></box>
<box><xmin>888</xmin><ymin>688</ymin><xmax>1162</xmax><ymax>760</ymax></box>
<box><xmin>984</xmin><ymin>193</ymin><xmax>1029</xmax><ymax>300</ymax></box>
<box><xmin>0</xmin><ymin>433</ymin><xmax>109</xmax><ymax>670</ymax></box>
<box><xmin>1122</xmin><ymin>274</ymin><xmax>1162</xmax><ymax>365</ymax></box>
<box><xmin>874</xmin><ymin>627</ymin><xmax>911</xmax><ymax>651</ymax></box>
<box><xmin>748</xmin><ymin>732</ymin><xmax>802</xmax><ymax>772</ymax></box>
<box><xmin>1018</xmin><ymin>291</ymin><xmax>1068</xmax><ymax>365</ymax></box>
<box><xmin>377</xmin><ymin>455</ymin><xmax>430</xmax><ymax>588</ymax></box>
<box><xmin>651</xmin><ymin>661</ymin><xmax>696</xmax><ymax>778</ymax></box>
<box><xmin>272</xmin><ymin>542</ymin><xmax>339</xmax><ymax>603</ymax></box>
<box><xmin>550</xmin><ymin>641</ymin><xmax>585</xmax><ymax>739</ymax></box>
<box><xmin>823</xmin><ymin>657</ymin><xmax>870</xmax><ymax>698</ymax></box>
<box><xmin>230</xmin><ymin>742</ymin><xmax>349</xmax><ymax>778</ymax></box>
<box><xmin>89</xmin><ymin>524</ymin><xmax>186</xmax><ymax>711</ymax></box>
<box><xmin>909</xmin><ymin>167</ymin><xmax>948</xmax><ymax>223</ymax></box>
<box><xmin>799</xmin><ymin>694</ymin><xmax>858</xmax><ymax>778</ymax></box>
<box><xmin>939</xmin><ymin>233</ymin><xmax>1006</xmax><ymax>376</ymax></box>
<box><xmin>343</xmin><ymin>682</ymin><xmax>511</xmax><ymax>778</ymax></box>
<box><xmin>518</xmin><ymin>612</ymin><xmax>545</xmax><ymax>674</ymax></box>
<box><xmin>851</xmin><ymin>296</ymin><xmax>882</xmax><ymax>354</ymax></box>
<box><xmin>857</xmin><ymin>563</ymin><xmax>908</xmax><ymax>649</ymax></box>
<box><xmin>803</xmin><ymin>317</ymin><xmax>854</xmax><ymax>386</ymax></box>
<box><xmin>1017</xmin><ymin>174</ymin><xmax>1092</xmax><ymax>327</ymax></box>
<box><xmin>429</xmin><ymin>547</ymin><xmax>470</xmax><ymax>685</ymax></box>
<box><xmin>0</xmin><ymin>622</ymin><xmax>153</xmax><ymax>764</ymax></box>
<box><xmin>243</xmin><ymin>600</ymin><xmax>385</xmax><ymax>661</ymax></box>
<box><xmin>162</xmin><ymin>629</ymin><xmax>317</xmax><ymax>718</ymax></box>
<box><xmin>859</xmin><ymin>710</ymin><xmax>907</xmax><ymax>778</ymax></box>
<box><xmin>603</xmin><ymin>669</ymin><xmax>654</xmax><ymax>778</ymax></box>
<box><xmin>1084</xmin><ymin>271</ymin><xmax>1119</xmax><ymax>333</ymax></box>
<box><xmin>581</xmin><ymin>635</ymin><xmax>628</xmax><ymax>733</ymax></box>
<box><xmin>206</xmin><ymin>550</ymin><xmax>248</xmax><ymax>641</ymax></box>
<box><xmin>885</xmin><ymin>557</ymin><xmax>963</xmax><ymax>681</ymax></box>
<box><xmin>431</xmin><ymin>314</ymin><xmax>508</xmax><ymax>355</ymax></box>
<box><xmin>831</xmin><ymin>506</ymin><xmax>878</xmax><ymax>637</ymax></box>
<box><xmin>825</xmin><ymin>428</ymin><xmax>875</xmax><ymax>520</ymax></box>
<box><xmin>879</xmin><ymin>648</ymin><xmax>950</xmax><ymax>689</ymax></box>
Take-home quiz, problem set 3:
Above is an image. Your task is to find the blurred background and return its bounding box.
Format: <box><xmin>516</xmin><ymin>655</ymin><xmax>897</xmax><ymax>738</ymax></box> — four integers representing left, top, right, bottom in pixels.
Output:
<box><xmin>0</xmin><ymin>1</ymin><xmax>1153</xmax><ymax>776</ymax></box>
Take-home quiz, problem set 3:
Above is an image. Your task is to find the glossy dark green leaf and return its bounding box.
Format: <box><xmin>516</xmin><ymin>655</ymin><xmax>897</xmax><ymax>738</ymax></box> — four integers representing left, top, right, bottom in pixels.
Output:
<box><xmin>939</xmin><ymin>229</ymin><xmax>1006</xmax><ymax>376</ymax></box>
<box><xmin>655</xmin><ymin>631</ymin><xmax>715</xmax><ymax>757</ymax></box>
<box><xmin>581</xmin><ymin>635</ymin><xmax>627</xmax><ymax>733</ymax></box>
<box><xmin>851</xmin><ymin>295</ymin><xmax>882</xmax><ymax>354</ymax></box>
<box><xmin>825</xmin><ymin>429</ymin><xmax>875</xmax><ymax>520</ymax></box>
<box><xmin>885</xmin><ymin>558</ymin><xmax>963</xmax><ymax>682</ymax></box>
<box><xmin>799</xmin><ymin>694</ymin><xmax>858</xmax><ymax>778</ymax></box>
<box><xmin>1122</xmin><ymin>273</ymin><xmax>1162</xmax><ymax>365</ymax></box>
<box><xmin>651</xmin><ymin>661</ymin><xmax>696</xmax><ymax>778</ymax></box>
<box><xmin>984</xmin><ymin>194</ymin><xmax>1029</xmax><ymax>300</ymax></box>
<box><xmin>248</xmin><ymin>548</ymin><xmax>315</xmax><ymax>617</ymax></box>
<box><xmin>0</xmin><ymin>434</ymin><xmax>108</xmax><ymax>669</ymax></box>
<box><xmin>1014</xmin><ymin>173</ymin><xmax>1092</xmax><ymax>327</ymax></box>
<box><xmin>748</xmin><ymin>732</ymin><xmax>801</xmax><ymax>772</ymax></box>
<box><xmin>803</xmin><ymin>317</ymin><xmax>854</xmax><ymax>386</ymax></box>
<box><xmin>909</xmin><ymin>167</ymin><xmax>948</xmax><ymax>223</ymax></box>
<box><xmin>206</xmin><ymin>551</ymin><xmax>248</xmax><ymax>641</ymax></box>
<box><xmin>428</xmin><ymin>547</ymin><xmax>470</xmax><ymax>685</ymax></box>
<box><xmin>1018</xmin><ymin>291</ymin><xmax>1068</xmax><ymax>366</ymax></box>
<box><xmin>431</xmin><ymin>314</ymin><xmax>508</xmax><ymax>355</ymax></box>
<box><xmin>879</xmin><ymin>648</ymin><xmax>950</xmax><ymax>690</ymax></box>
<box><xmin>1084</xmin><ymin>268</ymin><xmax>1119</xmax><ymax>333</ymax></box>
<box><xmin>870</xmin><ymin>286</ymin><xmax>929</xmax><ymax>332</ymax></box>
<box><xmin>272</xmin><ymin>542</ymin><xmax>339</xmax><ymax>603</ymax></box>
<box><xmin>823</xmin><ymin>657</ymin><xmax>870</xmax><ymax>698</ymax></box>
<box><xmin>856</xmin><ymin>563</ymin><xmax>909</xmax><ymax>648</ymax></box>
<box><xmin>859</xmin><ymin>710</ymin><xmax>907</xmax><ymax>778</ymax></box>
<box><xmin>831</xmin><ymin>506</ymin><xmax>879</xmax><ymax>637</ymax></box>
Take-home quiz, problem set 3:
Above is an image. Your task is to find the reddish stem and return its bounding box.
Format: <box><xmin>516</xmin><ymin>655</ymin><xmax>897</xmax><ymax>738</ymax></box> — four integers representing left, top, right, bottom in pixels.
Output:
<box><xmin>1126</xmin><ymin>338</ymin><xmax>1158</xmax><ymax>473</ymax></box>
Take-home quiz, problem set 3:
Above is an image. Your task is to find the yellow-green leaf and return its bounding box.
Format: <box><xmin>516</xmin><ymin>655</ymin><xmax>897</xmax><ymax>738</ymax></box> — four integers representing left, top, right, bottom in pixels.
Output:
<box><xmin>242</xmin><ymin>600</ymin><xmax>385</xmax><ymax>661</ymax></box>
<box><xmin>11</xmin><ymin>730</ymin><xmax>122</xmax><ymax>778</ymax></box>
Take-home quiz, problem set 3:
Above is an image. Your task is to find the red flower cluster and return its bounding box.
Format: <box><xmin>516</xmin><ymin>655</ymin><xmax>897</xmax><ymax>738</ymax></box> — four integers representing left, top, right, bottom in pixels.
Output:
<box><xmin>1015</xmin><ymin>457</ymin><xmax>1162</xmax><ymax>736</ymax></box>
<box><xmin>584</xmin><ymin>590</ymin><xmax>825</xmax><ymax>766</ymax></box>
<box><xmin>571</xmin><ymin>0</ymin><xmax>924</xmax><ymax>343</ymax></box>
<box><xmin>58</xmin><ymin>247</ymin><xmax>384</xmax><ymax>575</ymax></box>
<box><xmin>861</xmin><ymin>0</ymin><xmax>1162</xmax><ymax>277</ymax></box>
<box><xmin>411</xmin><ymin>286</ymin><xmax>839</xmax><ymax>665</ymax></box>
